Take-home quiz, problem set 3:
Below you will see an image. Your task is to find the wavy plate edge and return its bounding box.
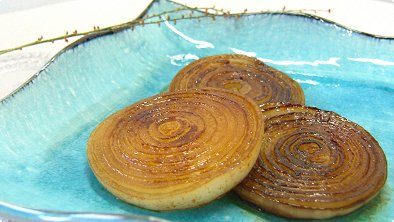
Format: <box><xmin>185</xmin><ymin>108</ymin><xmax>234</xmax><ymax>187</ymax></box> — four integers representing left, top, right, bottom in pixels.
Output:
<box><xmin>1</xmin><ymin>0</ymin><xmax>393</xmax><ymax>105</ymax></box>
<box><xmin>0</xmin><ymin>201</ymin><xmax>170</xmax><ymax>222</ymax></box>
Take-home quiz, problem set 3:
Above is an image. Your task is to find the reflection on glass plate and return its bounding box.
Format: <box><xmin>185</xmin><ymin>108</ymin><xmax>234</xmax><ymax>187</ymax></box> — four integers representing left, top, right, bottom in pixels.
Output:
<box><xmin>0</xmin><ymin>0</ymin><xmax>393</xmax><ymax>221</ymax></box>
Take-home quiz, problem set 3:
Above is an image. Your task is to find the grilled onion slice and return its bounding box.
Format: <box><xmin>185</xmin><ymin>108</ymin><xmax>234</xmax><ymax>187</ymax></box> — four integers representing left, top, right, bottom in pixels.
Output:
<box><xmin>87</xmin><ymin>88</ymin><xmax>263</xmax><ymax>211</ymax></box>
<box><xmin>169</xmin><ymin>54</ymin><xmax>305</xmax><ymax>108</ymax></box>
<box><xmin>235</xmin><ymin>105</ymin><xmax>387</xmax><ymax>219</ymax></box>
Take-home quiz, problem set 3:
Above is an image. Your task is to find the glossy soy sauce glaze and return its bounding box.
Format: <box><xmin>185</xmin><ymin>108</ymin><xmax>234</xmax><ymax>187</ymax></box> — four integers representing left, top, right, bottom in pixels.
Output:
<box><xmin>0</xmin><ymin>0</ymin><xmax>393</xmax><ymax>221</ymax></box>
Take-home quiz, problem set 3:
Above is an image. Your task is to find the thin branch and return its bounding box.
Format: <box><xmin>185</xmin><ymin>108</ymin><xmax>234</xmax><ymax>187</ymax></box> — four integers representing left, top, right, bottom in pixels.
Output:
<box><xmin>0</xmin><ymin>5</ymin><xmax>331</xmax><ymax>55</ymax></box>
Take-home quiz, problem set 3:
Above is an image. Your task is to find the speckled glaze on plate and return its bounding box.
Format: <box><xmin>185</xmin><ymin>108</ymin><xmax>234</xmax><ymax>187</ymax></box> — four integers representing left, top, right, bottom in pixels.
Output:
<box><xmin>0</xmin><ymin>0</ymin><xmax>393</xmax><ymax>221</ymax></box>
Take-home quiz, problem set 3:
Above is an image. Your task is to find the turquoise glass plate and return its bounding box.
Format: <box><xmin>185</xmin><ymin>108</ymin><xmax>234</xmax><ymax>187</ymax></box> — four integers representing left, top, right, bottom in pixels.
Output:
<box><xmin>0</xmin><ymin>1</ymin><xmax>393</xmax><ymax>221</ymax></box>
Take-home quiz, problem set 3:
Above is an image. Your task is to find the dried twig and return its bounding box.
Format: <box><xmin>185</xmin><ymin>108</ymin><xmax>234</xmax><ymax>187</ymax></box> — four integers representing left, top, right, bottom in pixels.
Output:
<box><xmin>0</xmin><ymin>3</ymin><xmax>330</xmax><ymax>55</ymax></box>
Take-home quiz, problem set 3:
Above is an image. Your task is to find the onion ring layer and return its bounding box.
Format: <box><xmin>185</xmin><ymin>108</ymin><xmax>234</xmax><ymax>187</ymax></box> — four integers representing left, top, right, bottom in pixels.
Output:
<box><xmin>169</xmin><ymin>54</ymin><xmax>305</xmax><ymax>108</ymax></box>
<box><xmin>87</xmin><ymin>88</ymin><xmax>263</xmax><ymax>211</ymax></box>
<box><xmin>235</xmin><ymin>105</ymin><xmax>387</xmax><ymax>219</ymax></box>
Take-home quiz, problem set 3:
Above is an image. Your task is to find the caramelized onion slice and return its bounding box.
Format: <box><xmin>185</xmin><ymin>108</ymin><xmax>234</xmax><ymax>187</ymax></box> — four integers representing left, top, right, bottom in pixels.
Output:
<box><xmin>87</xmin><ymin>88</ymin><xmax>263</xmax><ymax>211</ymax></box>
<box><xmin>169</xmin><ymin>54</ymin><xmax>305</xmax><ymax>108</ymax></box>
<box><xmin>235</xmin><ymin>105</ymin><xmax>387</xmax><ymax>219</ymax></box>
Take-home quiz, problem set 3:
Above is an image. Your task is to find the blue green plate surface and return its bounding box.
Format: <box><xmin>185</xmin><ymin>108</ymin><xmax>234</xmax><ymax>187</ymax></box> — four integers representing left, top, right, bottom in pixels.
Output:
<box><xmin>0</xmin><ymin>1</ymin><xmax>393</xmax><ymax>221</ymax></box>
